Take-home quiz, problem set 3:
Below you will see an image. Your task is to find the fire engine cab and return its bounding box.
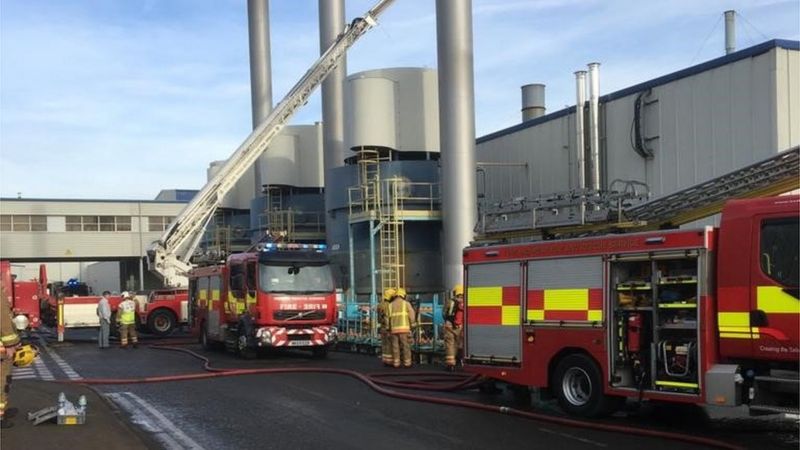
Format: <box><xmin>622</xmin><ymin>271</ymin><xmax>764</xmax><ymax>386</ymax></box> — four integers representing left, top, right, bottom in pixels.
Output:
<box><xmin>190</xmin><ymin>243</ymin><xmax>338</xmax><ymax>359</ymax></box>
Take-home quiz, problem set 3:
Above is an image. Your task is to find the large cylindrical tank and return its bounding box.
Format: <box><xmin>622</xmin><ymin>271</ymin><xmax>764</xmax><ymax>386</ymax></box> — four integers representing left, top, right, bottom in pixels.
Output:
<box><xmin>258</xmin><ymin>133</ymin><xmax>299</xmax><ymax>186</ymax></box>
<box><xmin>255</xmin><ymin>124</ymin><xmax>324</xmax><ymax>189</ymax></box>
<box><xmin>347</xmin><ymin>76</ymin><xmax>397</xmax><ymax>150</ymax></box>
<box><xmin>345</xmin><ymin>68</ymin><xmax>439</xmax><ymax>153</ymax></box>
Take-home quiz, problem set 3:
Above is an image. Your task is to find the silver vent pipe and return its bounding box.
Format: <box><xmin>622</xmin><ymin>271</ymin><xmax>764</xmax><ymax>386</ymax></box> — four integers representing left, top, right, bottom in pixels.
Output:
<box><xmin>436</xmin><ymin>0</ymin><xmax>477</xmax><ymax>291</ymax></box>
<box><xmin>521</xmin><ymin>83</ymin><xmax>545</xmax><ymax>121</ymax></box>
<box><xmin>724</xmin><ymin>10</ymin><xmax>736</xmax><ymax>55</ymax></box>
<box><xmin>247</xmin><ymin>0</ymin><xmax>273</xmax><ymax>197</ymax></box>
<box><xmin>319</xmin><ymin>0</ymin><xmax>347</xmax><ymax>246</ymax></box>
<box><xmin>587</xmin><ymin>62</ymin><xmax>601</xmax><ymax>191</ymax></box>
<box><xmin>574</xmin><ymin>71</ymin><xmax>587</xmax><ymax>191</ymax></box>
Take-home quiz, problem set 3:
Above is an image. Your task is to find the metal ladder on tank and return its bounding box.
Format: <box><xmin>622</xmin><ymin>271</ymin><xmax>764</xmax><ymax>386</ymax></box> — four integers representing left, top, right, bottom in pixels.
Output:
<box><xmin>379</xmin><ymin>177</ymin><xmax>406</xmax><ymax>294</ymax></box>
<box><xmin>265</xmin><ymin>185</ymin><xmax>295</xmax><ymax>242</ymax></box>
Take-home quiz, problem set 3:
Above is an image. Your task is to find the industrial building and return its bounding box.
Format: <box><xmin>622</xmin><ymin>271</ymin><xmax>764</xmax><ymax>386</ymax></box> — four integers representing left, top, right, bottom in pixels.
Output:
<box><xmin>476</xmin><ymin>39</ymin><xmax>800</xmax><ymax>209</ymax></box>
<box><xmin>0</xmin><ymin>193</ymin><xmax>192</xmax><ymax>291</ymax></box>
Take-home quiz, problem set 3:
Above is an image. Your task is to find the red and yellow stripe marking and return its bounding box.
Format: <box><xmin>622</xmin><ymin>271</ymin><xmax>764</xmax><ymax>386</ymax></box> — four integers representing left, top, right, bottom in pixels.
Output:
<box><xmin>467</xmin><ymin>286</ymin><xmax>520</xmax><ymax>326</ymax></box>
<box><xmin>527</xmin><ymin>288</ymin><xmax>602</xmax><ymax>322</ymax></box>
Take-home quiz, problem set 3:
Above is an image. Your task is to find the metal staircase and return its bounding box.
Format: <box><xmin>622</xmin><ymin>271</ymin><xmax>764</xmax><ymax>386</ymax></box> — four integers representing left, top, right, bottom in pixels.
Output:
<box><xmin>349</xmin><ymin>149</ymin><xmax>406</xmax><ymax>292</ymax></box>
<box><xmin>264</xmin><ymin>185</ymin><xmax>294</xmax><ymax>242</ymax></box>
<box><xmin>477</xmin><ymin>146</ymin><xmax>800</xmax><ymax>240</ymax></box>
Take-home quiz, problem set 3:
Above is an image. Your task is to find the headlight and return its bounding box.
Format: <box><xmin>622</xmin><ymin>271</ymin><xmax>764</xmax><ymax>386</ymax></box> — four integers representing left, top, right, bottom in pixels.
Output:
<box><xmin>12</xmin><ymin>314</ymin><xmax>30</xmax><ymax>331</ymax></box>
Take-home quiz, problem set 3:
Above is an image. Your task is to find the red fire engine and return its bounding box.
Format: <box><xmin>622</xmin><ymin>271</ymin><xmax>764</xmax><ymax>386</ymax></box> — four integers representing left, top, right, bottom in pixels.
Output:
<box><xmin>138</xmin><ymin>289</ymin><xmax>189</xmax><ymax>336</ymax></box>
<box><xmin>1</xmin><ymin>260</ymin><xmax>46</xmax><ymax>331</ymax></box>
<box><xmin>463</xmin><ymin>195</ymin><xmax>799</xmax><ymax>417</ymax></box>
<box><xmin>190</xmin><ymin>243</ymin><xmax>338</xmax><ymax>359</ymax></box>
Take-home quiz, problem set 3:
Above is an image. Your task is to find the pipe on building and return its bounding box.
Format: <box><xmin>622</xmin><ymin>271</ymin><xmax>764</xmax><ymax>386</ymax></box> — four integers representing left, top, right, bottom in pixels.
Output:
<box><xmin>247</xmin><ymin>0</ymin><xmax>274</xmax><ymax>196</ymax></box>
<box><xmin>436</xmin><ymin>0</ymin><xmax>478</xmax><ymax>291</ymax></box>
<box><xmin>587</xmin><ymin>62</ymin><xmax>601</xmax><ymax>191</ymax></box>
<box><xmin>319</xmin><ymin>0</ymin><xmax>347</xmax><ymax>246</ymax></box>
<box><xmin>574</xmin><ymin>71</ymin><xmax>587</xmax><ymax>191</ymax></box>
<box><xmin>724</xmin><ymin>10</ymin><xmax>736</xmax><ymax>55</ymax></box>
<box><xmin>520</xmin><ymin>83</ymin><xmax>545</xmax><ymax>121</ymax></box>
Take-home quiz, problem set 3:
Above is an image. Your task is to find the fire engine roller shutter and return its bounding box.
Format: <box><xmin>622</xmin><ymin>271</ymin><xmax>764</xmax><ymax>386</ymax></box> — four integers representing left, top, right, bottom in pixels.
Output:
<box><xmin>466</xmin><ymin>262</ymin><xmax>522</xmax><ymax>363</ymax></box>
<box><xmin>528</xmin><ymin>257</ymin><xmax>603</xmax><ymax>323</ymax></box>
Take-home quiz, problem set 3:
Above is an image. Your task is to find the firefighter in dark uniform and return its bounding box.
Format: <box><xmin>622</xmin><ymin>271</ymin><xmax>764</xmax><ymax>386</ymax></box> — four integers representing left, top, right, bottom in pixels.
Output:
<box><xmin>443</xmin><ymin>284</ymin><xmax>465</xmax><ymax>371</ymax></box>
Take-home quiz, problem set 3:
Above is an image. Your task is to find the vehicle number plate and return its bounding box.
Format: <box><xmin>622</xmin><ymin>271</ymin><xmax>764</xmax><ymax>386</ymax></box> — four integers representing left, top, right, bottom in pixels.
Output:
<box><xmin>288</xmin><ymin>340</ymin><xmax>311</xmax><ymax>347</ymax></box>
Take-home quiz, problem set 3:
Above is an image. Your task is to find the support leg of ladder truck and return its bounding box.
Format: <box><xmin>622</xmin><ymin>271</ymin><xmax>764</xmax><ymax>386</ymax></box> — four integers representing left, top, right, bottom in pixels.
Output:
<box><xmin>58</xmin><ymin>297</ymin><xmax>65</xmax><ymax>343</ymax></box>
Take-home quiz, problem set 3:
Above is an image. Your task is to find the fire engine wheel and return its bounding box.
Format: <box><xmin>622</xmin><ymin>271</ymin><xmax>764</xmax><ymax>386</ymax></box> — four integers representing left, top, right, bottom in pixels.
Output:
<box><xmin>147</xmin><ymin>310</ymin><xmax>176</xmax><ymax>337</ymax></box>
<box><xmin>553</xmin><ymin>353</ymin><xmax>619</xmax><ymax>418</ymax></box>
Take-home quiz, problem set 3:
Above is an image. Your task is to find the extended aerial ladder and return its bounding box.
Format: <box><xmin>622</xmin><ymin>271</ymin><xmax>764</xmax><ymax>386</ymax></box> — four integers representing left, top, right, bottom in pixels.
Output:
<box><xmin>477</xmin><ymin>146</ymin><xmax>800</xmax><ymax>241</ymax></box>
<box><xmin>147</xmin><ymin>0</ymin><xmax>396</xmax><ymax>287</ymax></box>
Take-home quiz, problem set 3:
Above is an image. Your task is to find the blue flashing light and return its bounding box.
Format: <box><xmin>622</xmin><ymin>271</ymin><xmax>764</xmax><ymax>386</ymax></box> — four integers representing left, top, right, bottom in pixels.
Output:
<box><xmin>260</xmin><ymin>243</ymin><xmax>328</xmax><ymax>253</ymax></box>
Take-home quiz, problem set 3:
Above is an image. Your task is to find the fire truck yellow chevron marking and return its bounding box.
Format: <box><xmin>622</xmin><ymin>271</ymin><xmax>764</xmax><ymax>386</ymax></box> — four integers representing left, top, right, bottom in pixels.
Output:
<box><xmin>468</xmin><ymin>287</ymin><xmax>503</xmax><ymax>306</ymax></box>
<box><xmin>543</xmin><ymin>289</ymin><xmax>588</xmax><ymax>311</ymax></box>
<box><xmin>501</xmin><ymin>306</ymin><xmax>520</xmax><ymax>325</ymax></box>
<box><xmin>757</xmin><ymin>286</ymin><xmax>800</xmax><ymax>314</ymax></box>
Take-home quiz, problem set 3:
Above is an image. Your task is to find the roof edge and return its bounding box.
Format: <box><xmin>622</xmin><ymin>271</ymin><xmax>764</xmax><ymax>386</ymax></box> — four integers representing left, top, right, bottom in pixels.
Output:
<box><xmin>478</xmin><ymin>39</ymin><xmax>799</xmax><ymax>145</ymax></box>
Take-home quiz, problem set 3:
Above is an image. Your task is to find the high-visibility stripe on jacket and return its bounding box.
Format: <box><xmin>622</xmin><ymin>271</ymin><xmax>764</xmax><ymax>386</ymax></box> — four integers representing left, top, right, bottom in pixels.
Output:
<box><xmin>118</xmin><ymin>300</ymin><xmax>137</xmax><ymax>325</ymax></box>
<box><xmin>389</xmin><ymin>299</ymin><xmax>415</xmax><ymax>334</ymax></box>
<box><xmin>1</xmin><ymin>293</ymin><xmax>20</xmax><ymax>347</ymax></box>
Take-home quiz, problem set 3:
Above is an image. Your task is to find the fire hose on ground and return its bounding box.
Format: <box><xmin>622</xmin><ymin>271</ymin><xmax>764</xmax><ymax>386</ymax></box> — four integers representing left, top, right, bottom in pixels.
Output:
<box><xmin>56</xmin><ymin>343</ymin><xmax>743</xmax><ymax>450</ymax></box>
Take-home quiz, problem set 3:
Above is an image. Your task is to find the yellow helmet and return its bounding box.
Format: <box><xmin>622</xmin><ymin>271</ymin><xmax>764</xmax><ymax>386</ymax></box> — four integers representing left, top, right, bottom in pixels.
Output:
<box><xmin>13</xmin><ymin>344</ymin><xmax>38</xmax><ymax>368</ymax></box>
<box><xmin>452</xmin><ymin>284</ymin><xmax>464</xmax><ymax>298</ymax></box>
<box><xmin>394</xmin><ymin>287</ymin><xmax>407</xmax><ymax>299</ymax></box>
<box><xmin>382</xmin><ymin>288</ymin><xmax>396</xmax><ymax>301</ymax></box>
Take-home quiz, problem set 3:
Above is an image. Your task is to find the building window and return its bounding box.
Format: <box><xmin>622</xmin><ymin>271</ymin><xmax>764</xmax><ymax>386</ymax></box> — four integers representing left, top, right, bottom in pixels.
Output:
<box><xmin>149</xmin><ymin>216</ymin><xmax>174</xmax><ymax>232</ymax></box>
<box><xmin>0</xmin><ymin>215</ymin><xmax>47</xmax><ymax>232</ymax></box>
<box><xmin>65</xmin><ymin>216</ymin><xmax>132</xmax><ymax>232</ymax></box>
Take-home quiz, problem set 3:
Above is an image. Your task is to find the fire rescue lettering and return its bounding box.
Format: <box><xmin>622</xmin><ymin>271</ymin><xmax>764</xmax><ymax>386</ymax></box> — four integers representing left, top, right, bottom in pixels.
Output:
<box><xmin>466</xmin><ymin>286</ymin><xmax>521</xmax><ymax>326</ymax></box>
<box><xmin>526</xmin><ymin>288</ymin><xmax>603</xmax><ymax>321</ymax></box>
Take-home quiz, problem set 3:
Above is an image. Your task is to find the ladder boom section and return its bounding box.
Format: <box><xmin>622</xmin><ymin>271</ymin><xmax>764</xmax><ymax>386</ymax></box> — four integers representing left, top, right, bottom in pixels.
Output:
<box><xmin>478</xmin><ymin>146</ymin><xmax>800</xmax><ymax>240</ymax></box>
<box><xmin>148</xmin><ymin>0</ymin><xmax>395</xmax><ymax>287</ymax></box>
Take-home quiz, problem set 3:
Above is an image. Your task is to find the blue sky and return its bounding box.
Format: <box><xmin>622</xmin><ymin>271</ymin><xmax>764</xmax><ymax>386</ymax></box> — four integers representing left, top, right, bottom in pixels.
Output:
<box><xmin>1</xmin><ymin>0</ymin><xmax>798</xmax><ymax>199</ymax></box>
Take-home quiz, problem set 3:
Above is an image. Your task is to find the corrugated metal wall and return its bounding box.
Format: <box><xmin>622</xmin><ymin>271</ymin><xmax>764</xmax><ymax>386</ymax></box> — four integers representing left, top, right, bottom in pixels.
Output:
<box><xmin>477</xmin><ymin>44</ymin><xmax>800</xmax><ymax>205</ymax></box>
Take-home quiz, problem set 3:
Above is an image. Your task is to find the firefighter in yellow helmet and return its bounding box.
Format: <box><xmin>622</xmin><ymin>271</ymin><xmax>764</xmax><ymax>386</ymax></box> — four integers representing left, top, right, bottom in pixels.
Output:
<box><xmin>378</xmin><ymin>288</ymin><xmax>396</xmax><ymax>366</ymax></box>
<box><xmin>117</xmin><ymin>292</ymin><xmax>139</xmax><ymax>349</ymax></box>
<box><xmin>0</xmin><ymin>287</ymin><xmax>21</xmax><ymax>428</ymax></box>
<box><xmin>443</xmin><ymin>284</ymin><xmax>465</xmax><ymax>371</ymax></box>
<box><xmin>388</xmin><ymin>288</ymin><xmax>416</xmax><ymax>368</ymax></box>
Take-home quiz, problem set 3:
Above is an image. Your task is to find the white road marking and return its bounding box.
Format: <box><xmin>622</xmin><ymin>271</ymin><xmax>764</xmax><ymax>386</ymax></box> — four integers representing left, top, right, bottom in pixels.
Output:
<box><xmin>105</xmin><ymin>392</ymin><xmax>205</xmax><ymax>450</ymax></box>
<box><xmin>11</xmin><ymin>367</ymin><xmax>37</xmax><ymax>380</ymax></box>
<box><xmin>32</xmin><ymin>354</ymin><xmax>55</xmax><ymax>380</ymax></box>
<box><xmin>37</xmin><ymin>336</ymin><xmax>81</xmax><ymax>380</ymax></box>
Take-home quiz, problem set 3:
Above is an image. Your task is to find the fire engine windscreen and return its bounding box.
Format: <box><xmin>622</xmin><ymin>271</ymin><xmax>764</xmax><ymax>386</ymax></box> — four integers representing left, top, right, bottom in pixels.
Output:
<box><xmin>259</xmin><ymin>264</ymin><xmax>334</xmax><ymax>294</ymax></box>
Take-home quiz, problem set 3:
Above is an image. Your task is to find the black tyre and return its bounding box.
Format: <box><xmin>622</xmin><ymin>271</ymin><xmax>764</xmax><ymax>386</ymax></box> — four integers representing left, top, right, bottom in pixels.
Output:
<box><xmin>311</xmin><ymin>346</ymin><xmax>329</xmax><ymax>359</ymax></box>
<box><xmin>552</xmin><ymin>353</ymin><xmax>620</xmax><ymax>417</ymax></box>
<box><xmin>147</xmin><ymin>309</ymin><xmax>176</xmax><ymax>337</ymax></box>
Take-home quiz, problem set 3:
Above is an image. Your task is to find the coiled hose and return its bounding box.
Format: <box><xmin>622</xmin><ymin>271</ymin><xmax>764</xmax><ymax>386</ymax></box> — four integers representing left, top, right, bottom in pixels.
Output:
<box><xmin>58</xmin><ymin>344</ymin><xmax>742</xmax><ymax>450</ymax></box>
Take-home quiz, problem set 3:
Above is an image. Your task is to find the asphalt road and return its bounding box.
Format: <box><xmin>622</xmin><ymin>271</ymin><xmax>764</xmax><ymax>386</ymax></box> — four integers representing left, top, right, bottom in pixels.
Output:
<box><xmin>20</xmin><ymin>329</ymin><xmax>799</xmax><ymax>450</ymax></box>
